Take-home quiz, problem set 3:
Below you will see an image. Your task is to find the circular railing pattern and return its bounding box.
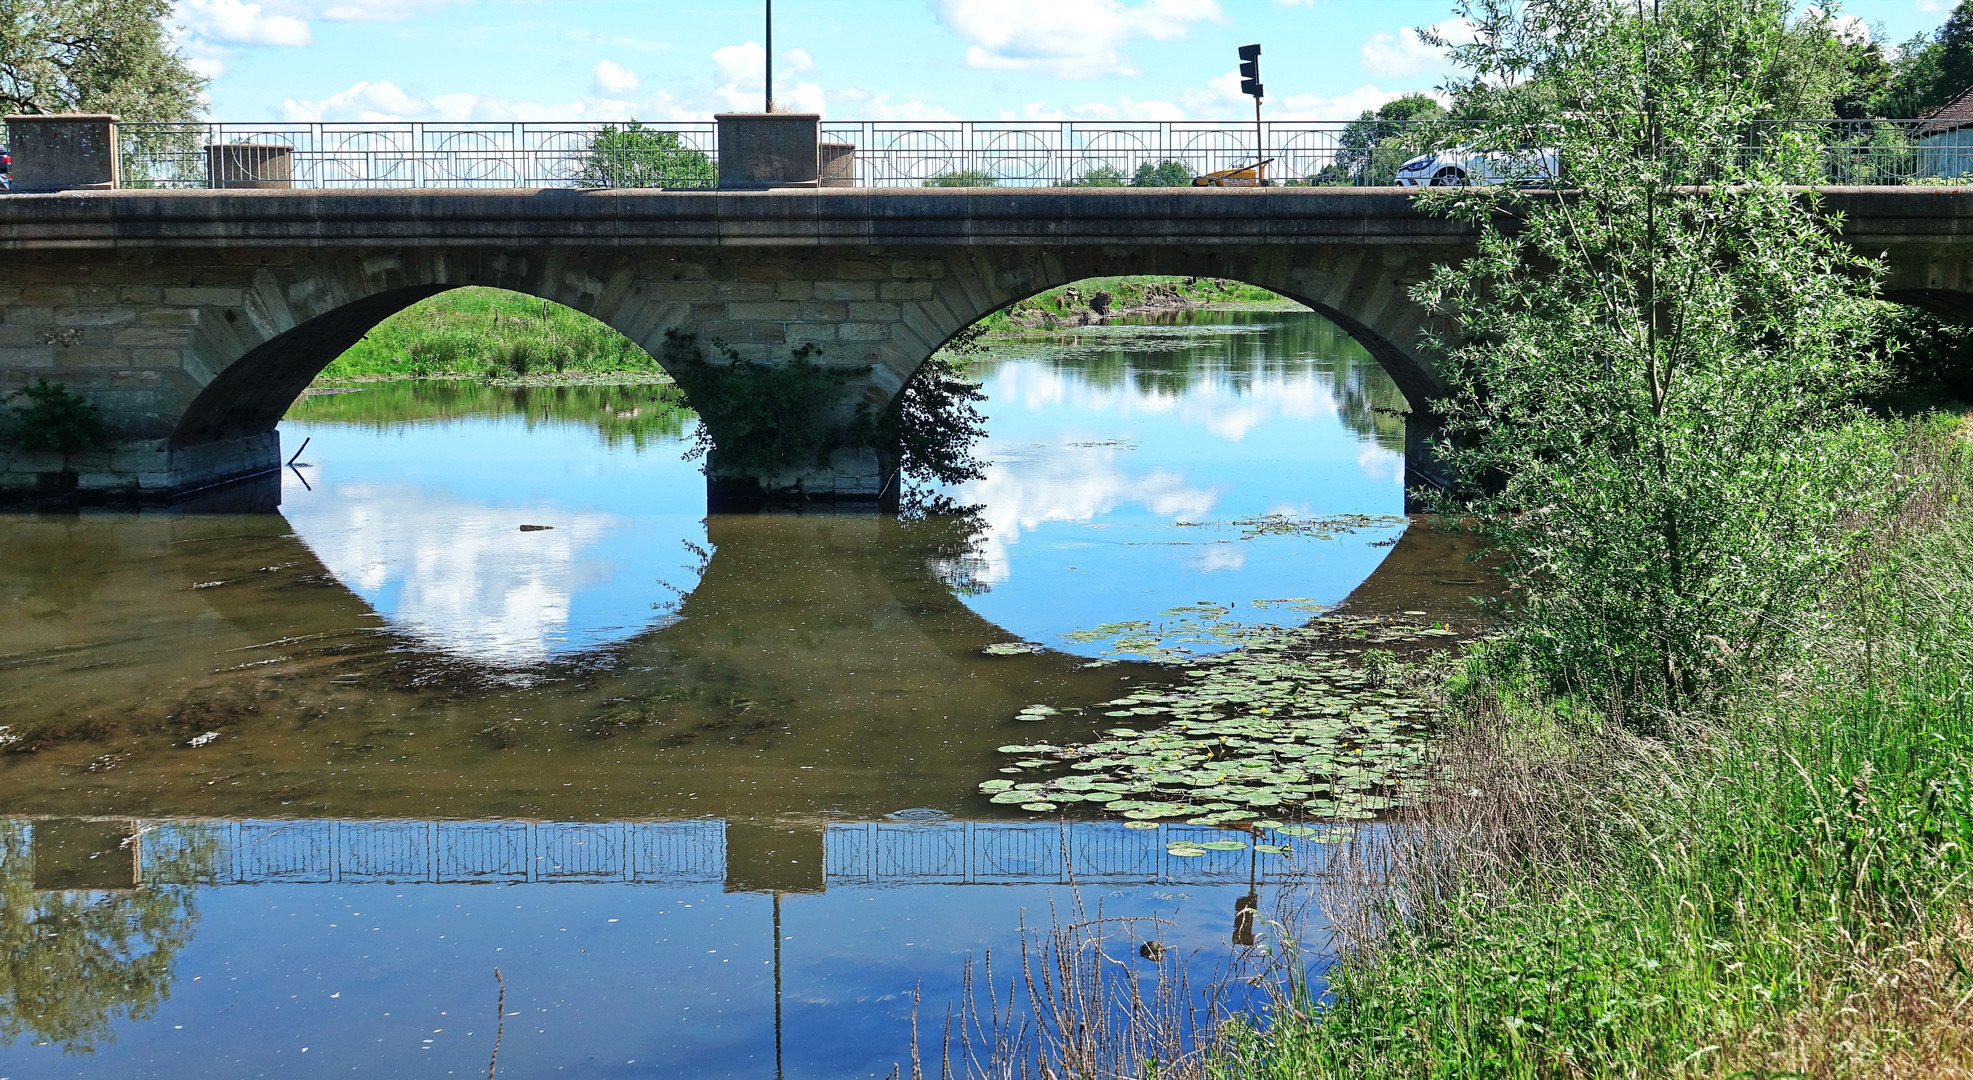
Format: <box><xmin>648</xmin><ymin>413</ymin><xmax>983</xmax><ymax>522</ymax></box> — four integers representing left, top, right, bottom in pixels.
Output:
<box><xmin>101</xmin><ymin>119</ymin><xmax>1970</xmax><ymax>190</ymax></box>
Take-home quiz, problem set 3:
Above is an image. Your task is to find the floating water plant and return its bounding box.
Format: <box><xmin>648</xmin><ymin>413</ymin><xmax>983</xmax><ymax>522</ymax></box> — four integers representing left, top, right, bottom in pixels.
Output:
<box><xmin>978</xmin><ymin>606</ymin><xmax>1460</xmax><ymax>824</ymax></box>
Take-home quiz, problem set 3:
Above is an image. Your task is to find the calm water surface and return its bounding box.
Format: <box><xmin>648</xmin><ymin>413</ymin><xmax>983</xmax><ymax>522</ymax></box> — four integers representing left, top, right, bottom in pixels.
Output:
<box><xmin>0</xmin><ymin>310</ymin><xmax>1470</xmax><ymax>1078</ymax></box>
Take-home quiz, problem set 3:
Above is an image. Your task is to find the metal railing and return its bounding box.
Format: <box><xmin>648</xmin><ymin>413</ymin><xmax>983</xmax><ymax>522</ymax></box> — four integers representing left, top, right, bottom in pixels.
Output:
<box><xmin>85</xmin><ymin>118</ymin><xmax>1973</xmax><ymax>191</ymax></box>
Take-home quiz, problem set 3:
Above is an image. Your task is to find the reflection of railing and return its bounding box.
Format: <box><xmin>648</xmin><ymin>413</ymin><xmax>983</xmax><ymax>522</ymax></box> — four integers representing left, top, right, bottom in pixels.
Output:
<box><xmin>101</xmin><ymin>817</ymin><xmax>1308</xmax><ymax>888</ymax></box>
<box><xmin>110</xmin><ymin>119</ymin><xmax>1973</xmax><ymax>190</ymax></box>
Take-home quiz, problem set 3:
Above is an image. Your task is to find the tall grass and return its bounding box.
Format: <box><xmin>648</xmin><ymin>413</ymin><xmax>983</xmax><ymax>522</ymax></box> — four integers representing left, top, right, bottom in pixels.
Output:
<box><xmin>317</xmin><ymin>287</ymin><xmax>665</xmax><ymax>382</ymax></box>
<box><xmin>1218</xmin><ymin>416</ymin><xmax>1973</xmax><ymax>1079</ymax></box>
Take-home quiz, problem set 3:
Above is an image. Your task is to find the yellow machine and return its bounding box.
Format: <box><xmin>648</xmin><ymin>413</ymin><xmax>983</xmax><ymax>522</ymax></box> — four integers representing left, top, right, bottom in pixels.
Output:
<box><xmin>1192</xmin><ymin>158</ymin><xmax>1274</xmax><ymax>187</ymax></box>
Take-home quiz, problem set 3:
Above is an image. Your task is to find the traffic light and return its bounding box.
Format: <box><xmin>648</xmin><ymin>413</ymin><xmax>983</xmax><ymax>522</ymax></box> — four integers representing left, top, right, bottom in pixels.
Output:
<box><xmin>1238</xmin><ymin>44</ymin><xmax>1262</xmax><ymax>99</ymax></box>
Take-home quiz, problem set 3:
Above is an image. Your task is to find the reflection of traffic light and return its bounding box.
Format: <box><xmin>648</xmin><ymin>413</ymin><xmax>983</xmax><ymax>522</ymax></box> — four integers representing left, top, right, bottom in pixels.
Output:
<box><xmin>1238</xmin><ymin>43</ymin><xmax>1263</xmax><ymax>99</ymax></box>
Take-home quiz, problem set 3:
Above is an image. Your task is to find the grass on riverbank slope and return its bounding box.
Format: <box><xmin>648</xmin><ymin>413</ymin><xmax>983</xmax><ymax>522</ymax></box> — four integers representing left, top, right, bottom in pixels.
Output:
<box><xmin>312</xmin><ymin>280</ymin><xmax>1287</xmax><ymax>384</ymax></box>
<box><xmin>981</xmin><ymin>276</ymin><xmax>1299</xmax><ymax>333</ymax></box>
<box><xmin>316</xmin><ymin>287</ymin><xmax>667</xmax><ymax>383</ymax></box>
<box><xmin>1224</xmin><ymin>415</ymin><xmax>1973</xmax><ymax>1080</ymax></box>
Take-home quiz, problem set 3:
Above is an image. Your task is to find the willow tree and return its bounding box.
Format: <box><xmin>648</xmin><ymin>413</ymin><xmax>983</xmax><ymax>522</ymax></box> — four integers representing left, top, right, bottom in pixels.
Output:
<box><xmin>1419</xmin><ymin>0</ymin><xmax>1896</xmax><ymax>706</ymax></box>
<box><xmin>0</xmin><ymin>0</ymin><xmax>205</xmax><ymax>120</ymax></box>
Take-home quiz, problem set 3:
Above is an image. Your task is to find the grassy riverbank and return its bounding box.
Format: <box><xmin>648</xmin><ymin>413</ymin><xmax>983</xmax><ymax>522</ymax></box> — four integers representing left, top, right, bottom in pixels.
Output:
<box><xmin>983</xmin><ymin>276</ymin><xmax>1299</xmax><ymax>333</ymax></box>
<box><xmin>1221</xmin><ymin>414</ymin><xmax>1973</xmax><ymax>1079</ymax></box>
<box><xmin>314</xmin><ymin>287</ymin><xmax>668</xmax><ymax>384</ymax></box>
<box><xmin>309</xmin><ymin>279</ymin><xmax>1286</xmax><ymax>387</ymax></box>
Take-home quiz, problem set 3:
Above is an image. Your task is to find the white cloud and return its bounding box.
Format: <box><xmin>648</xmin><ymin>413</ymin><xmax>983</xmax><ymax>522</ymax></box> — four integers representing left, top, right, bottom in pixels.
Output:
<box><xmin>592</xmin><ymin>58</ymin><xmax>640</xmax><ymax>96</ymax></box>
<box><xmin>1274</xmin><ymin>85</ymin><xmax>1425</xmax><ymax>121</ymax></box>
<box><xmin>1173</xmin><ymin>68</ymin><xmax>1415</xmax><ymax>122</ymax></box>
<box><xmin>1919</xmin><ymin>0</ymin><xmax>1950</xmax><ymax>16</ymax></box>
<box><xmin>314</xmin><ymin>0</ymin><xmax>462</xmax><ymax>20</ymax></box>
<box><xmin>178</xmin><ymin>0</ymin><xmax>312</xmax><ymax>45</ymax></box>
<box><xmin>934</xmin><ymin>0</ymin><xmax>1222</xmax><ymax>79</ymax></box>
<box><xmin>1802</xmin><ymin>6</ymin><xmax>1871</xmax><ymax>44</ymax></box>
<box><xmin>711</xmin><ymin>40</ymin><xmax>827</xmax><ymax>113</ymax></box>
<box><xmin>173</xmin><ymin>0</ymin><xmax>464</xmax><ymax>85</ymax></box>
<box><xmin>280</xmin><ymin>80</ymin><xmax>427</xmax><ymax>121</ymax></box>
<box><xmin>278</xmin><ymin>79</ymin><xmax>698</xmax><ymax>122</ymax></box>
<box><xmin>1361</xmin><ymin>17</ymin><xmax>1474</xmax><ymax>79</ymax></box>
<box><xmin>834</xmin><ymin>88</ymin><xmax>961</xmax><ymax>121</ymax></box>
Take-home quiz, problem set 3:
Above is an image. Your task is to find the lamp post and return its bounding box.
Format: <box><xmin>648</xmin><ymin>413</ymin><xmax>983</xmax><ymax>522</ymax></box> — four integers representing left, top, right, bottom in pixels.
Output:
<box><xmin>765</xmin><ymin>0</ymin><xmax>774</xmax><ymax>113</ymax></box>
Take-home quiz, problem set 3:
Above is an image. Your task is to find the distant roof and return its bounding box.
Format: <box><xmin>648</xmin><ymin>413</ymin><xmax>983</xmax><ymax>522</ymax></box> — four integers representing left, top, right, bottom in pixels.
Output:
<box><xmin>1922</xmin><ymin>84</ymin><xmax>1973</xmax><ymax>135</ymax></box>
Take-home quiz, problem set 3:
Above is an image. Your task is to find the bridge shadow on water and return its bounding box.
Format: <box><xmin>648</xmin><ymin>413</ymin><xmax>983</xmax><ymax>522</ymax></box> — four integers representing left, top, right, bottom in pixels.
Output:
<box><xmin>0</xmin><ymin>492</ymin><xmax>1478</xmax><ymax>827</ymax></box>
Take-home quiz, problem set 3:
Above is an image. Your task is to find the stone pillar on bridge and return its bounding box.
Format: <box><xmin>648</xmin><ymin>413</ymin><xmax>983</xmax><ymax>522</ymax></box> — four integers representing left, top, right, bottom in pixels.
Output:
<box><xmin>3</xmin><ymin>114</ymin><xmax>121</xmax><ymax>192</ymax></box>
<box><xmin>716</xmin><ymin>113</ymin><xmax>822</xmax><ymax>190</ymax></box>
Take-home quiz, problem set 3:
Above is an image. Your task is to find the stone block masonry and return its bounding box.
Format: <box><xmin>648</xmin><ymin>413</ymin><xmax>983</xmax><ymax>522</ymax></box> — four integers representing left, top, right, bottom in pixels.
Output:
<box><xmin>3</xmin><ymin>186</ymin><xmax>1964</xmax><ymax>507</ymax></box>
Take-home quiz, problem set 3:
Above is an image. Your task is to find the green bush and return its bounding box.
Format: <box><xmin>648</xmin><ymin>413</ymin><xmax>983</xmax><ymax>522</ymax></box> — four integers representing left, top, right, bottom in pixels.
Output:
<box><xmin>1065</xmin><ymin>165</ymin><xmax>1128</xmax><ymax>187</ymax></box>
<box><xmin>924</xmin><ymin>169</ymin><xmax>998</xmax><ymax>187</ymax></box>
<box><xmin>1130</xmin><ymin>160</ymin><xmax>1195</xmax><ymax>187</ymax></box>
<box><xmin>575</xmin><ymin>122</ymin><xmax>715</xmax><ymax>189</ymax></box>
<box><xmin>1</xmin><ymin>380</ymin><xmax>111</xmax><ymax>454</ymax></box>
<box><xmin>661</xmin><ymin>332</ymin><xmax>860</xmax><ymax>477</ymax></box>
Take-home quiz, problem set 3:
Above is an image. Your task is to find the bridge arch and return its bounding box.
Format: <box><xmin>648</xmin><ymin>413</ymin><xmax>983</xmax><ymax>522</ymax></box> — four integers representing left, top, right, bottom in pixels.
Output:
<box><xmin>169</xmin><ymin>255</ymin><xmax>673</xmax><ymax>447</ymax></box>
<box><xmin>892</xmin><ymin>248</ymin><xmax>1444</xmax><ymax>409</ymax></box>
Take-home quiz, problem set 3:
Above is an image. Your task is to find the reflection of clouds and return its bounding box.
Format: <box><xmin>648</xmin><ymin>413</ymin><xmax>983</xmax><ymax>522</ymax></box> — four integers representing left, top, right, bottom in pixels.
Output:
<box><xmin>987</xmin><ymin>361</ymin><xmax>1345</xmax><ymax>443</ymax></box>
<box><xmin>288</xmin><ymin>483</ymin><xmax>616</xmax><ymax>666</ymax></box>
<box><xmin>959</xmin><ymin>447</ymin><xmax>1219</xmax><ymax>584</ymax></box>
<box><xmin>1188</xmin><ymin>544</ymin><xmax>1248</xmax><ymax>573</ymax></box>
<box><xmin>1357</xmin><ymin>444</ymin><xmax>1405</xmax><ymax>484</ymax></box>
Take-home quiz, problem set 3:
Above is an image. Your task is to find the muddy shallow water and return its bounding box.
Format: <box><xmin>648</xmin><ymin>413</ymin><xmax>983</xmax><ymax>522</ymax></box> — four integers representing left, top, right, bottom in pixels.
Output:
<box><xmin>0</xmin><ymin>310</ymin><xmax>1488</xmax><ymax>1077</ymax></box>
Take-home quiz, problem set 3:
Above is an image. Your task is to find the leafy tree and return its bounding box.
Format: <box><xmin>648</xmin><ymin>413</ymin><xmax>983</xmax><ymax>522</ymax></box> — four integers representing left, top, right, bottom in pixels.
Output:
<box><xmin>1875</xmin><ymin>1</ymin><xmax>1973</xmax><ymax>117</ymax></box>
<box><xmin>575</xmin><ymin>122</ymin><xmax>714</xmax><ymax>188</ymax></box>
<box><xmin>1314</xmin><ymin>93</ymin><xmax>1450</xmax><ymax>185</ymax></box>
<box><xmin>1420</xmin><ymin>0</ymin><xmax>1896</xmax><ymax>707</ymax></box>
<box><xmin>0</xmin><ymin>0</ymin><xmax>205</xmax><ymax>120</ymax></box>
<box><xmin>923</xmin><ymin>168</ymin><xmax>997</xmax><ymax>187</ymax></box>
<box><xmin>1129</xmin><ymin>159</ymin><xmax>1193</xmax><ymax>186</ymax></box>
<box><xmin>1065</xmin><ymin>164</ymin><xmax>1128</xmax><ymax>187</ymax></box>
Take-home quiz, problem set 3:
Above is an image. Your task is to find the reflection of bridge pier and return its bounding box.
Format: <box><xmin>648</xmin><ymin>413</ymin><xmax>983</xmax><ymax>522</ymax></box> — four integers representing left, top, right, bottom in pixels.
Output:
<box><xmin>28</xmin><ymin>818</ymin><xmax>139</xmax><ymax>892</ymax></box>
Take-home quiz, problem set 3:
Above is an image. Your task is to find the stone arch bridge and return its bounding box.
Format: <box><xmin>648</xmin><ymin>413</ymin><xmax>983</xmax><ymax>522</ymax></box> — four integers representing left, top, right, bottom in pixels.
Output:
<box><xmin>2</xmin><ymin>187</ymin><xmax>1969</xmax><ymax>505</ymax></box>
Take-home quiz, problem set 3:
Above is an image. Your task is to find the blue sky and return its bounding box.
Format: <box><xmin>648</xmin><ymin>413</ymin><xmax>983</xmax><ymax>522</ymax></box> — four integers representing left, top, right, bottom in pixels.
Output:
<box><xmin>173</xmin><ymin>1</ymin><xmax>1954</xmax><ymax>123</ymax></box>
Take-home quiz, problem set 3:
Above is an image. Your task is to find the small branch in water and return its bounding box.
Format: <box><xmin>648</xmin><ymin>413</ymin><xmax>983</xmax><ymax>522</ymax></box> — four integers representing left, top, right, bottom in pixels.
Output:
<box><xmin>286</xmin><ymin>437</ymin><xmax>310</xmax><ymax>466</ymax></box>
<box><xmin>488</xmin><ymin>967</ymin><xmax>505</xmax><ymax>1079</ymax></box>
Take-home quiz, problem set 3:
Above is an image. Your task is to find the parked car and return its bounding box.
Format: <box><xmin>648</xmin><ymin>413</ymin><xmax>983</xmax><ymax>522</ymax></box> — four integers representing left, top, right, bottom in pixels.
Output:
<box><xmin>1394</xmin><ymin>145</ymin><xmax>1560</xmax><ymax>186</ymax></box>
<box><xmin>1</xmin><ymin>145</ymin><xmax>10</xmax><ymax>190</ymax></box>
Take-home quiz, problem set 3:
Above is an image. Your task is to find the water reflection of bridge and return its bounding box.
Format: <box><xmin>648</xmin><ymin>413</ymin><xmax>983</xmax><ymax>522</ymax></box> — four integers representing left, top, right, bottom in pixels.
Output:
<box><xmin>24</xmin><ymin>817</ymin><xmax>1293</xmax><ymax>894</ymax></box>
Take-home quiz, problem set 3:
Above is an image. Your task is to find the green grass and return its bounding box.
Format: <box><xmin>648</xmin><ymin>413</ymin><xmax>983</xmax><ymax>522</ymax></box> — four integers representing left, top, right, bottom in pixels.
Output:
<box><xmin>1219</xmin><ymin>416</ymin><xmax>1973</xmax><ymax>1080</ymax></box>
<box><xmin>316</xmin><ymin>287</ymin><xmax>667</xmax><ymax>383</ymax></box>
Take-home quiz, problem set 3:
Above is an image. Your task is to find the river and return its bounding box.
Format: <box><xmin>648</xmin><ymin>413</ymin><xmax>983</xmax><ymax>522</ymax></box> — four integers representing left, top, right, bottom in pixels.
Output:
<box><xmin>0</xmin><ymin>308</ymin><xmax>1482</xmax><ymax>1077</ymax></box>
